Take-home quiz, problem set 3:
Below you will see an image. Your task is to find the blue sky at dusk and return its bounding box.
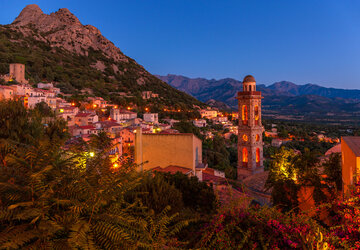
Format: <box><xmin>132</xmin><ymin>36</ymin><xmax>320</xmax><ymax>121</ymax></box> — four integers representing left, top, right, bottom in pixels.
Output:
<box><xmin>1</xmin><ymin>0</ymin><xmax>360</xmax><ymax>88</ymax></box>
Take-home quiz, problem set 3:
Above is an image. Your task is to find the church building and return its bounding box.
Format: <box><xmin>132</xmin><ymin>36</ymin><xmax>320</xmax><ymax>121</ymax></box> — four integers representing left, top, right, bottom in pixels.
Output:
<box><xmin>237</xmin><ymin>75</ymin><xmax>264</xmax><ymax>180</ymax></box>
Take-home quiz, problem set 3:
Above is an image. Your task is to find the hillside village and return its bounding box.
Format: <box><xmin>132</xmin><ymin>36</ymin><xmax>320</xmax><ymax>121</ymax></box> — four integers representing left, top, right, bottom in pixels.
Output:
<box><xmin>0</xmin><ymin>63</ymin><xmax>349</xmax><ymax>204</ymax></box>
<box><xmin>0</xmin><ymin>63</ymin><xmax>240</xmax><ymax>187</ymax></box>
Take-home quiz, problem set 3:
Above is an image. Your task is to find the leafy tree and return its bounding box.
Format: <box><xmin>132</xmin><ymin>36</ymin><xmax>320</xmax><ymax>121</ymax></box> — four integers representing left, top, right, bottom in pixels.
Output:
<box><xmin>130</xmin><ymin>172</ymin><xmax>184</xmax><ymax>214</ymax></box>
<box><xmin>265</xmin><ymin>147</ymin><xmax>299</xmax><ymax>211</ymax></box>
<box><xmin>160</xmin><ymin>172</ymin><xmax>218</xmax><ymax>214</ymax></box>
<box><xmin>323</xmin><ymin>153</ymin><xmax>342</xmax><ymax>192</ymax></box>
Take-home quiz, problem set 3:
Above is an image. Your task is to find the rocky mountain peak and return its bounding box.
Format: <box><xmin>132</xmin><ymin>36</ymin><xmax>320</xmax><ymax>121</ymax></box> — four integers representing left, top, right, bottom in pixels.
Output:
<box><xmin>12</xmin><ymin>4</ymin><xmax>44</xmax><ymax>25</ymax></box>
<box><xmin>10</xmin><ymin>5</ymin><xmax>127</xmax><ymax>62</ymax></box>
<box><xmin>51</xmin><ymin>8</ymin><xmax>81</xmax><ymax>25</ymax></box>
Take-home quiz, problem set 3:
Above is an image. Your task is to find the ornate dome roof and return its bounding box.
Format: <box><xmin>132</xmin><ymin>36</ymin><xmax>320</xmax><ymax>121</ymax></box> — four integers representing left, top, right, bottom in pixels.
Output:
<box><xmin>243</xmin><ymin>75</ymin><xmax>256</xmax><ymax>83</ymax></box>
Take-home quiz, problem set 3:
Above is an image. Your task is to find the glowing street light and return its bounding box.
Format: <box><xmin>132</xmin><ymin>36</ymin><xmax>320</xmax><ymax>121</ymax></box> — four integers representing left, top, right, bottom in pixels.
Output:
<box><xmin>89</xmin><ymin>152</ymin><xmax>95</xmax><ymax>157</ymax></box>
<box><xmin>127</xmin><ymin>107</ymin><xmax>131</xmax><ymax>110</ymax></box>
<box><xmin>113</xmin><ymin>163</ymin><xmax>119</xmax><ymax>168</ymax></box>
<box><xmin>93</xmin><ymin>104</ymin><xmax>97</xmax><ymax>108</ymax></box>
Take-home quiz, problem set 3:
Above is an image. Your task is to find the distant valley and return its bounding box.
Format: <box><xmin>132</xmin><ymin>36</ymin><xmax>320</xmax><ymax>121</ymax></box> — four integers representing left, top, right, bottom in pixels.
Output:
<box><xmin>157</xmin><ymin>74</ymin><xmax>360</xmax><ymax>125</ymax></box>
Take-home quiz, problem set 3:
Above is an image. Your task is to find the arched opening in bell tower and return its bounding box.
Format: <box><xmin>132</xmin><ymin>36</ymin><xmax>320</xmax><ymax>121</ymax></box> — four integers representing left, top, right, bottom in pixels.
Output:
<box><xmin>242</xmin><ymin>148</ymin><xmax>248</xmax><ymax>167</ymax></box>
<box><xmin>254</xmin><ymin>105</ymin><xmax>259</xmax><ymax>125</ymax></box>
<box><xmin>242</xmin><ymin>105</ymin><xmax>248</xmax><ymax>125</ymax></box>
<box><xmin>256</xmin><ymin>148</ymin><xmax>260</xmax><ymax>167</ymax></box>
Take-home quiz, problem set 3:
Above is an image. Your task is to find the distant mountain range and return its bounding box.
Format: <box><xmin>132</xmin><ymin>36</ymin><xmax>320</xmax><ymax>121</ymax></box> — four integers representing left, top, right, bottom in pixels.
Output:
<box><xmin>157</xmin><ymin>74</ymin><xmax>360</xmax><ymax>124</ymax></box>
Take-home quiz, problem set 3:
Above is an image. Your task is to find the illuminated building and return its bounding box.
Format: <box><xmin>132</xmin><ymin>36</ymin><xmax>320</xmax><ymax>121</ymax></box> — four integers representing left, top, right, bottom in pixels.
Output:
<box><xmin>237</xmin><ymin>75</ymin><xmax>264</xmax><ymax>180</ymax></box>
<box><xmin>341</xmin><ymin>137</ymin><xmax>360</xmax><ymax>196</ymax></box>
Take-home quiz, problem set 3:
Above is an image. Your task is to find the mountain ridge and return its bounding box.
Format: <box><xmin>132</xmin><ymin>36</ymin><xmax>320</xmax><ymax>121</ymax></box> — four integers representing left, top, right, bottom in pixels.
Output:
<box><xmin>157</xmin><ymin>74</ymin><xmax>360</xmax><ymax>124</ymax></box>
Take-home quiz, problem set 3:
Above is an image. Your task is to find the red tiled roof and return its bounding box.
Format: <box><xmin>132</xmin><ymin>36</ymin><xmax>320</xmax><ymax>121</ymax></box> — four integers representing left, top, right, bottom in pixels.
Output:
<box><xmin>78</xmin><ymin>125</ymin><xmax>96</xmax><ymax>130</ymax></box>
<box><xmin>118</xmin><ymin>109</ymin><xmax>137</xmax><ymax>114</ymax></box>
<box><xmin>342</xmin><ymin>137</ymin><xmax>360</xmax><ymax>156</ymax></box>
<box><xmin>75</xmin><ymin>113</ymin><xmax>95</xmax><ymax>117</ymax></box>
<box><xmin>202</xmin><ymin>172</ymin><xmax>226</xmax><ymax>183</ymax></box>
<box><xmin>152</xmin><ymin>165</ymin><xmax>193</xmax><ymax>175</ymax></box>
<box><xmin>98</xmin><ymin>121</ymin><xmax>122</xmax><ymax>128</ymax></box>
<box><xmin>0</xmin><ymin>85</ymin><xmax>14</xmax><ymax>90</ymax></box>
<box><xmin>61</xmin><ymin>106</ymin><xmax>77</xmax><ymax>110</ymax></box>
<box><xmin>203</xmin><ymin>168</ymin><xmax>215</xmax><ymax>175</ymax></box>
<box><xmin>325</xmin><ymin>143</ymin><xmax>341</xmax><ymax>156</ymax></box>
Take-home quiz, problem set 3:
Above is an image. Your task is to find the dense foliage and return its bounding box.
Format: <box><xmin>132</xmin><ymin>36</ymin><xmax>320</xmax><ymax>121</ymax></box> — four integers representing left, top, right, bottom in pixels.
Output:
<box><xmin>266</xmin><ymin>147</ymin><xmax>341</xmax><ymax>211</ymax></box>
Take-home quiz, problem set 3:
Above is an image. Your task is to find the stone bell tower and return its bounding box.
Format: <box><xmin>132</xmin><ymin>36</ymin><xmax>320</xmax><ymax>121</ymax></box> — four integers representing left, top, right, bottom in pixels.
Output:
<box><xmin>237</xmin><ymin>75</ymin><xmax>264</xmax><ymax>180</ymax></box>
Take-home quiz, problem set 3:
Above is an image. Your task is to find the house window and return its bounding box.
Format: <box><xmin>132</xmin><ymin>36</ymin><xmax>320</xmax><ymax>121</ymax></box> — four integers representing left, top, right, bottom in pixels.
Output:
<box><xmin>242</xmin><ymin>105</ymin><xmax>248</xmax><ymax>125</ymax></box>
<box><xmin>256</xmin><ymin>134</ymin><xmax>260</xmax><ymax>141</ymax></box>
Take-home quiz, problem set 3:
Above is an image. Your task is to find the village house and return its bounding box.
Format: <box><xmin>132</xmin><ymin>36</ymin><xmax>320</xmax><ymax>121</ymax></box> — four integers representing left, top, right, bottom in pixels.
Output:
<box><xmin>200</xmin><ymin>108</ymin><xmax>218</xmax><ymax>118</ymax></box>
<box><xmin>88</xmin><ymin>97</ymin><xmax>107</xmax><ymax>108</ymax></box>
<box><xmin>341</xmin><ymin>137</ymin><xmax>360</xmax><ymax>196</ymax></box>
<box><xmin>95</xmin><ymin>120</ymin><xmax>123</xmax><ymax>138</ymax></box>
<box><xmin>110</xmin><ymin>108</ymin><xmax>137</xmax><ymax>122</ymax></box>
<box><xmin>0</xmin><ymin>85</ymin><xmax>15</xmax><ymax>100</ymax></box>
<box><xmin>143</xmin><ymin>113</ymin><xmax>158</xmax><ymax>124</ymax></box>
<box><xmin>8</xmin><ymin>84</ymin><xmax>32</xmax><ymax>96</ymax></box>
<box><xmin>70</xmin><ymin>125</ymin><xmax>98</xmax><ymax>137</ymax></box>
<box><xmin>135</xmin><ymin>130</ymin><xmax>203</xmax><ymax>174</ymax></box>
<box><xmin>158</xmin><ymin>123</ymin><xmax>171</xmax><ymax>131</ymax></box>
<box><xmin>56</xmin><ymin>106</ymin><xmax>79</xmax><ymax>126</ymax></box>
<box><xmin>193</xmin><ymin>119</ymin><xmax>207</xmax><ymax>128</ymax></box>
<box><xmin>163</xmin><ymin>118</ymin><xmax>179</xmax><ymax>127</ymax></box>
<box><xmin>74</xmin><ymin>112</ymin><xmax>99</xmax><ymax>126</ymax></box>
<box><xmin>212</xmin><ymin>116</ymin><xmax>228</xmax><ymax>123</ymax></box>
<box><xmin>271</xmin><ymin>138</ymin><xmax>283</xmax><ymax>147</ymax></box>
<box><xmin>119</xmin><ymin>128</ymin><xmax>135</xmax><ymax>147</ymax></box>
<box><xmin>141</xmin><ymin>91</ymin><xmax>159</xmax><ymax>99</ymax></box>
<box><xmin>231</xmin><ymin>112</ymin><xmax>239</xmax><ymax>120</ymax></box>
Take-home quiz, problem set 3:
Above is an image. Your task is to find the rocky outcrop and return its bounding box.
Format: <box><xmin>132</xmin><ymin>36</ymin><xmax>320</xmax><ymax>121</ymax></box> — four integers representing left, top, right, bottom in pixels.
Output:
<box><xmin>11</xmin><ymin>4</ymin><xmax>128</xmax><ymax>62</ymax></box>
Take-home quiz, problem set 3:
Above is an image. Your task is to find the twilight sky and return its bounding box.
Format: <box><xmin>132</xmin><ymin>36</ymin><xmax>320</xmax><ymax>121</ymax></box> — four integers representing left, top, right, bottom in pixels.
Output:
<box><xmin>1</xmin><ymin>0</ymin><xmax>360</xmax><ymax>88</ymax></box>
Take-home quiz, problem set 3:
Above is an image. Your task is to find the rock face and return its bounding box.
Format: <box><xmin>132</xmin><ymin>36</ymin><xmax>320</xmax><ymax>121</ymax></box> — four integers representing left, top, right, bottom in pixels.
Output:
<box><xmin>11</xmin><ymin>4</ymin><xmax>127</xmax><ymax>62</ymax></box>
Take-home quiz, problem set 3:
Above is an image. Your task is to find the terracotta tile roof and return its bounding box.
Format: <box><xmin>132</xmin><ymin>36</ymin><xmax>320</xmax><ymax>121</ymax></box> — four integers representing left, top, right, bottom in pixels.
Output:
<box><xmin>325</xmin><ymin>143</ymin><xmax>341</xmax><ymax>156</ymax></box>
<box><xmin>61</xmin><ymin>106</ymin><xmax>77</xmax><ymax>110</ymax></box>
<box><xmin>202</xmin><ymin>172</ymin><xmax>227</xmax><ymax>184</ymax></box>
<box><xmin>75</xmin><ymin>113</ymin><xmax>95</xmax><ymax>117</ymax></box>
<box><xmin>203</xmin><ymin>168</ymin><xmax>215</xmax><ymax>175</ymax></box>
<box><xmin>78</xmin><ymin>125</ymin><xmax>96</xmax><ymax>130</ymax></box>
<box><xmin>0</xmin><ymin>85</ymin><xmax>14</xmax><ymax>90</ymax></box>
<box><xmin>342</xmin><ymin>137</ymin><xmax>360</xmax><ymax>157</ymax></box>
<box><xmin>98</xmin><ymin>121</ymin><xmax>122</xmax><ymax>128</ymax></box>
<box><xmin>152</xmin><ymin>165</ymin><xmax>193</xmax><ymax>175</ymax></box>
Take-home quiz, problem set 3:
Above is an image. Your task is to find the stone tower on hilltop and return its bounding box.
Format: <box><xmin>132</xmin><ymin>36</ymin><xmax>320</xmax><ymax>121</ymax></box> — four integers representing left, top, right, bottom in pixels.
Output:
<box><xmin>237</xmin><ymin>75</ymin><xmax>264</xmax><ymax>180</ymax></box>
<box><xmin>9</xmin><ymin>63</ymin><xmax>28</xmax><ymax>84</ymax></box>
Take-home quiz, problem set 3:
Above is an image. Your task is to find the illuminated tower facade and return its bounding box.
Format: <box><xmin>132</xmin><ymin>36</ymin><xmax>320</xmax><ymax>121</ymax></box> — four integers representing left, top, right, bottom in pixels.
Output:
<box><xmin>237</xmin><ymin>75</ymin><xmax>264</xmax><ymax>180</ymax></box>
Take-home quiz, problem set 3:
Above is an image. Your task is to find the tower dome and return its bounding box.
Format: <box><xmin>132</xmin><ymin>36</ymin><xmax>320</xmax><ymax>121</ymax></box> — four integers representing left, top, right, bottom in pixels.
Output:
<box><xmin>242</xmin><ymin>75</ymin><xmax>256</xmax><ymax>92</ymax></box>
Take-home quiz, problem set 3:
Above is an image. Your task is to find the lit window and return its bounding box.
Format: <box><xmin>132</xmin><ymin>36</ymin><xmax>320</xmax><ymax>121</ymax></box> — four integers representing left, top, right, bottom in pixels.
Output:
<box><xmin>242</xmin><ymin>105</ymin><xmax>248</xmax><ymax>125</ymax></box>
<box><xmin>254</xmin><ymin>105</ymin><xmax>259</xmax><ymax>125</ymax></box>
<box><xmin>256</xmin><ymin>148</ymin><xmax>260</xmax><ymax>163</ymax></box>
<box><xmin>243</xmin><ymin>134</ymin><xmax>248</xmax><ymax>141</ymax></box>
<box><xmin>242</xmin><ymin>148</ymin><xmax>248</xmax><ymax>163</ymax></box>
<box><xmin>256</xmin><ymin>134</ymin><xmax>260</xmax><ymax>141</ymax></box>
